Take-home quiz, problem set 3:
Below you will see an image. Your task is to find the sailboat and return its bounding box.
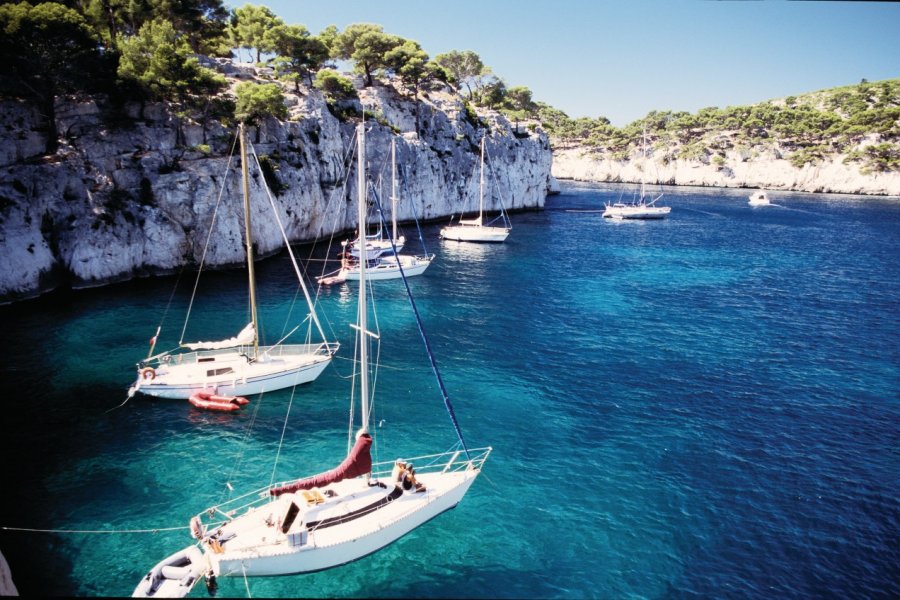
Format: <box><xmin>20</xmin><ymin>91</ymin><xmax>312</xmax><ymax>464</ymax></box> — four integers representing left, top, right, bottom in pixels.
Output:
<box><xmin>346</xmin><ymin>140</ymin><xmax>407</xmax><ymax>259</ymax></box>
<box><xmin>133</xmin><ymin>121</ymin><xmax>491</xmax><ymax>598</ymax></box>
<box><xmin>440</xmin><ymin>135</ymin><xmax>511</xmax><ymax>242</ymax></box>
<box><xmin>603</xmin><ymin>130</ymin><xmax>671</xmax><ymax>220</ymax></box>
<box><xmin>318</xmin><ymin>138</ymin><xmax>434</xmax><ymax>285</ymax></box>
<box><xmin>128</xmin><ymin>124</ymin><xmax>339</xmax><ymax>400</ymax></box>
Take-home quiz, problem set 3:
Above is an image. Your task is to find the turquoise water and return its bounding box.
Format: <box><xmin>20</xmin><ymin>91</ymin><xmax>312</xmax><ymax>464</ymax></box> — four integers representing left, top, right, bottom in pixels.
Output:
<box><xmin>1</xmin><ymin>182</ymin><xmax>898</xmax><ymax>598</ymax></box>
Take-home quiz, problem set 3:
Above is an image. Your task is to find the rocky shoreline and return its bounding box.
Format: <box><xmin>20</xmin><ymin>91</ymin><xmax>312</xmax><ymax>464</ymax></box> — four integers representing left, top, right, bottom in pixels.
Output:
<box><xmin>0</xmin><ymin>67</ymin><xmax>553</xmax><ymax>304</ymax></box>
<box><xmin>551</xmin><ymin>145</ymin><xmax>900</xmax><ymax>197</ymax></box>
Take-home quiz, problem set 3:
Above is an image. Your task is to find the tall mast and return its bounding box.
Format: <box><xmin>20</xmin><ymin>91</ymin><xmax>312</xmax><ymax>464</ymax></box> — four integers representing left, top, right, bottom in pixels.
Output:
<box><xmin>239</xmin><ymin>123</ymin><xmax>260</xmax><ymax>359</ymax></box>
<box><xmin>640</xmin><ymin>127</ymin><xmax>647</xmax><ymax>203</ymax></box>
<box><xmin>391</xmin><ymin>138</ymin><xmax>398</xmax><ymax>243</ymax></box>
<box><xmin>479</xmin><ymin>135</ymin><xmax>485</xmax><ymax>221</ymax></box>
<box><xmin>357</xmin><ymin>120</ymin><xmax>370</xmax><ymax>434</ymax></box>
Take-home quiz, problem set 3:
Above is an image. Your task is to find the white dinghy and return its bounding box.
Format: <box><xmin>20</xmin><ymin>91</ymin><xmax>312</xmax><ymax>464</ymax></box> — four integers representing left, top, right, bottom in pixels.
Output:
<box><xmin>132</xmin><ymin>545</ymin><xmax>206</xmax><ymax>598</ymax></box>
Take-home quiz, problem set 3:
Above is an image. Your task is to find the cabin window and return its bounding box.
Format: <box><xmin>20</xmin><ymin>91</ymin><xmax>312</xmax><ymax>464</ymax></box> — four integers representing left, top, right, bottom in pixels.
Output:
<box><xmin>206</xmin><ymin>367</ymin><xmax>234</xmax><ymax>377</ymax></box>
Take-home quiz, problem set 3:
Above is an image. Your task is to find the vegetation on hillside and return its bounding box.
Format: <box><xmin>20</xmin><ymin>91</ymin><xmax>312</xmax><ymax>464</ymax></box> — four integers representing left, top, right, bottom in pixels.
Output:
<box><xmin>0</xmin><ymin>1</ymin><xmax>896</xmax><ymax>173</ymax></box>
<box><xmin>538</xmin><ymin>79</ymin><xmax>900</xmax><ymax>173</ymax></box>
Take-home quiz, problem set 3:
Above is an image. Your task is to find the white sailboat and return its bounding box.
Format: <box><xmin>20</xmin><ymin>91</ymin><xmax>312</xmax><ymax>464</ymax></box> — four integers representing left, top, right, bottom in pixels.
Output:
<box><xmin>133</xmin><ymin>121</ymin><xmax>490</xmax><ymax>598</ymax></box>
<box><xmin>603</xmin><ymin>130</ymin><xmax>671</xmax><ymax>220</ymax></box>
<box><xmin>347</xmin><ymin>139</ymin><xmax>407</xmax><ymax>259</ymax></box>
<box><xmin>440</xmin><ymin>135</ymin><xmax>511</xmax><ymax>242</ymax></box>
<box><xmin>319</xmin><ymin>138</ymin><xmax>433</xmax><ymax>285</ymax></box>
<box><xmin>748</xmin><ymin>190</ymin><xmax>771</xmax><ymax>206</ymax></box>
<box><xmin>128</xmin><ymin>124</ymin><xmax>338</xmax><ymax>400</ymax></box>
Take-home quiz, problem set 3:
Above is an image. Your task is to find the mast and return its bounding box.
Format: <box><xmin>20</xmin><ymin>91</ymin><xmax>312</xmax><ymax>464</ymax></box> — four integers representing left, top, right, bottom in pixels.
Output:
<box><xmin>390</xmin><ymin>138</ymin><xmax>398</xmax><ymax>243</ymax></box>
<box><xmin>640</xmin><ymin>127</ymin><xmax>647</xmax><ymax>204</ymax></box>
<box><xmin>478</xmin><ymin>135</ymin><xmax>485</xmax><ymax>222</ymax></box>
<box><xmin>357</xmin><ymin>121</ymin><xmax>370</xmax><ymax>434</ymax></box>
<box><xmin>239</xmin><ymin>123</ymin><xmax>260</xmax><ymax>359</ymax></box>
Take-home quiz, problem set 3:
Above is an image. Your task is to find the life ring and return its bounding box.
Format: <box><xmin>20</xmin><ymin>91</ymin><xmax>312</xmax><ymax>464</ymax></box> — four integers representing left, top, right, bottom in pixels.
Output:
<box><xmin>140</xmin><ymin>367</ymin><xmax>156</xmax><ymax>381</ymax></box>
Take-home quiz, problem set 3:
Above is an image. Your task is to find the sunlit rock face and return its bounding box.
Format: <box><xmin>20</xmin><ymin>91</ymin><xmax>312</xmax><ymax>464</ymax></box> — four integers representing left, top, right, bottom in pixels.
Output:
<box><xmin>0</xmin><ymin>69</ymin><xmax>552</xmax><ymax>302</ymax></box>
<box><xmin>552</xmin><ymin>140</ymin><xmax>900</xmax><ymax>197</ymax></box>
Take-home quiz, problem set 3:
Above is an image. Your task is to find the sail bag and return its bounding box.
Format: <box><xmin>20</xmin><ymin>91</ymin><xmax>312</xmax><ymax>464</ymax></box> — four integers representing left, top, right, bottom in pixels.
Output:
<box><xmin>269</xmin><ymin>433</ymin><xmax>373</xmax><ymax>496</ymax></box>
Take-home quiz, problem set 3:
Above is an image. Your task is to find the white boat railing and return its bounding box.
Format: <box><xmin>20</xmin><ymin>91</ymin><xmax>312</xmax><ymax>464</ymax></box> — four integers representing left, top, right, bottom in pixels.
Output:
<box><xmin>190</xmin><ymin>446</ymin><xmax>492</xmax><ymax>535</ymax></box>
<box><xmin>141</xmin><ymin>341</ymin><xmax>339</xmax><ymax>369</ymax></box>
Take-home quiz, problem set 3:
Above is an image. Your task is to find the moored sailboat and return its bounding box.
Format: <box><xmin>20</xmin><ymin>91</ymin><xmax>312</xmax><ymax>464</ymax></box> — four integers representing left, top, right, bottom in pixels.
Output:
<box><xmin>132</xmin><ymin>120</ymin><xmax>490</xmax><ymax>597</ymax></box>
<box><xmin>319</xmin><ymin>137</ymin><xmax>434</xmax><ymax>285</ymax></box>
<box><xmin>603</xmin><ymin>129</ymin><xmax>671</xmax><ymax>220</ymax></box>
<box><xmin>128</xmin><ymin>125</ymin><xmax>338</xmax><ymax>400</ymax></box>
<box><xmin>347</xmin><ymin>140</ymin><xmax>406</xmax><ymax>259</ymax></box>
<box><xmin>440</xmin><ymin>135</ymin><xmax>511</xmax><ymax>242</ymax></box>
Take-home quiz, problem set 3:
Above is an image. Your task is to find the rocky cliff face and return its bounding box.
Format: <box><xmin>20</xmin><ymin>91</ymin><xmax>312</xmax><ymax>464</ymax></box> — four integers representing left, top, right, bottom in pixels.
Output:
<box><xmin>0</xmin><ymin>67</ymin><xmax>552</xmax><ymax>303</ymax></box>
<box><xmin>551</xmin><ymin>143</ymin><xmax>900</xmax><ymax>197</ymax></box>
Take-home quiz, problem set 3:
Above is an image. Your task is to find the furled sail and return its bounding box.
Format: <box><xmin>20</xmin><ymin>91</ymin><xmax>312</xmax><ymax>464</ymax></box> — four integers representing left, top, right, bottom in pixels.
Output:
<box><xmin>183</xmin><ymin>323</ymin><xmax>255</xmax><ymax>351</ymax></box>
<box><xmin>269</xmin><ymin>434</ymin><xmax>373</xmax><ymax>496</ymax></box>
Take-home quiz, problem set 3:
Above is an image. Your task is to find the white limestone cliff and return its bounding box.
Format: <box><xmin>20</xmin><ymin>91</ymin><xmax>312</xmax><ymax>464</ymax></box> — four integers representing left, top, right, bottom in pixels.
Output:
<box><xmin>552</xmin><ymin>144</ymin><xmax>900</xmax><ymax>197</ymax></box>
<box><xmin>0</xmin><ymin>69</ymin><xmax>552</xmax><ymax>302</ymax></box>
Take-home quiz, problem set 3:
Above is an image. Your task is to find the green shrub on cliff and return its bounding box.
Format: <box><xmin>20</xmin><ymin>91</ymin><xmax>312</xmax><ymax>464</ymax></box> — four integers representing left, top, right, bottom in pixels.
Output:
<box><xmin>117</xmin><ymin>18</ymin><xmax>226</xmax><ymax>111</ymax></box>
<box><xmin>313</xmin><ymin>70</ymin><xmax>357</xmax><ymax>102</ymax></box>
<box><xmin>234</xmin><ymin>81</ymin><xmax>288</xmax><ymax>124</ymax></box>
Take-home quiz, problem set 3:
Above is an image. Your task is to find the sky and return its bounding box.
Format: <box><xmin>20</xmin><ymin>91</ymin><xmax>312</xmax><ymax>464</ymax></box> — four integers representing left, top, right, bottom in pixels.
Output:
<box><xmin>250</xmin><ymin>0</ymin><xmax>900</xmax><ymax>127</ymax></box>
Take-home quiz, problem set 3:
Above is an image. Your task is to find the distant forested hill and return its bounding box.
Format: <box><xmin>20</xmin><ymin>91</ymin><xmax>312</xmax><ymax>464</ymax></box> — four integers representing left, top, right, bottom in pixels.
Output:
<box><xmin>536</xmin><ymin>79</ymin><xmax>900</xmax><ymax>176</ymax></box>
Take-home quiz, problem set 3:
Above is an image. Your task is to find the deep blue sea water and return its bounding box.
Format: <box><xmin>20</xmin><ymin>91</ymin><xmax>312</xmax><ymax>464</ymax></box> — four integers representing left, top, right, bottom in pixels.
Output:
<box><xmin>1</xmin><ymin>182</ymin><xmax>898</xmax><ymax>598</ymax></box>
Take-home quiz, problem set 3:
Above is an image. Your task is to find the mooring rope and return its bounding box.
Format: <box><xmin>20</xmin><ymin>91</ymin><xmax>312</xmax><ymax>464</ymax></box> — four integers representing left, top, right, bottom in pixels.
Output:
<box><xmin>0</xmin><ymin>525</ymin><xmax>188</xmax><ymax>534</ymax></box>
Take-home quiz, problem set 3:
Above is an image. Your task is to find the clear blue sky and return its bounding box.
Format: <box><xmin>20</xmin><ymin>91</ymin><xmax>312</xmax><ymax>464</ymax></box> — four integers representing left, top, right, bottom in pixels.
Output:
<box><xmin>250</xmin><ymin>0</ymin><xmax>900</xmax><ymax>127</ymax></box>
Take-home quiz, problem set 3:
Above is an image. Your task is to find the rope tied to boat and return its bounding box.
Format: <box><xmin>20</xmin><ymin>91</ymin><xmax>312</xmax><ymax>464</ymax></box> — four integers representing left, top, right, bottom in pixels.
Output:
<box><xmin>0</xmin><ymin>525</ymin><xmax>189</xmax><ymax>534</ymax></box>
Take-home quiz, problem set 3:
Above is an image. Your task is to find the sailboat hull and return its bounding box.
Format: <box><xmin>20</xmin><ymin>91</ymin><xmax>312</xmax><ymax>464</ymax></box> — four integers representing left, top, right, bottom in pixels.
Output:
<box><xmin>135</xmin><ymin>344</ymin><xmax>335</xmax><ymax>399</ymax></box>
<box><xmin>440</xmin><ymin>225</ymin><xmax>510</xmax><ymax>243</ymax></box>
<box><xmin>602</xmin><ymin>204</ymin><xmax>671</xmax><ymax>219</ymax></box>
<box><xmin>342</xmin><ymin>255</ymin><xmax>433</xmax><ymax>281</ymax></box>
<box><xmin>206</xmin><ymin>468</ymin><xmax>481</xmax><ymax>577</ymax></box>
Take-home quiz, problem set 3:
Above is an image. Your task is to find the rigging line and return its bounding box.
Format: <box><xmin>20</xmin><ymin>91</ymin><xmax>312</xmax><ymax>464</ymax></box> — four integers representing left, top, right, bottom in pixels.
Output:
<box><xmin>366</xmin><ymin>268</ymin><xmax>381</xmax><ymax>435</ymax></box>
<box><xmin>314</xmin><ymin>130</ymin><xmax>364</xmax><ymax>349</ymax></box>
<box><xmin>371</xmin><ymin>194</ymin><xmax>471</xmax><ymax>459</ymax></box>
<box><xmin>399</xmin><ymin>163</ymin><xmax>429</xmax><ymax>254</ymax></box>
<box><xmin>180</xmin><ymin>130</ymin><xmax>241</xmax><ymax>345</ymax></box>
<box><xmin>270</xmin><ymin>382</ymin><xmax>298</xmax><ymax>489</ymax></box>
<box><xmin>313</xmin><ymin>132</ymin><xmax>359</xmax><ymax>285</ymax></box>
<box><xmin>153</xmin><ymin>258</ymin><xmax>188</xmax><ymax>339</ymax></box>
<box><xmin>249</xmin><ymin>142</ymin><xmax>330</xmax><ymax>350</ymax></box>
<box><xmin>347</xmin><ymin>309</ymin><xmax>360</xmax><ymax>454</ymax></box>
<box><xmin>483</xmin><ymin>141</ymin><xmax>512</xmax><ymax>228</ymax></box>
<box><xmin>242</xmin><ymin>561</ymin><xmax>253</xmax><ymax>598</ymax></box>
<box><xmin>0</xmin><ymin>525</ymin><xmax>189</xmax><ymax>534</ymax></box>
<box><xmin>221</xmin><ymin>389</ymin><xmax>266</xmax><ymax>504</ymax></box>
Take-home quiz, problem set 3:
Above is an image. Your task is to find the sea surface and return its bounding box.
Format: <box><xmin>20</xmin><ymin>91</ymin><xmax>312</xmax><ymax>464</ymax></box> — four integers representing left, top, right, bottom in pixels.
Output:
<box><xmin>0</xmin><ymin>182</ymin><xmax>898</xmax><ymax>598</ymax></box>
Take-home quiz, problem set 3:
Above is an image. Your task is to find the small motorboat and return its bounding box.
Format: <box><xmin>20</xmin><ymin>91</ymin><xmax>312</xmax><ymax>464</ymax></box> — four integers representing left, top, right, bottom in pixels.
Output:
<box><xmin>188</xmin><ymin>391</ymin><xmax>250</xmax><ymax>412</ymax></box>
<box><xmin>748</xmin><ymin>190</ymin><xmax>771</xmax><ymax>206</ymax></box>
<box><xmin>132</xmin><ymin>544</ymin><xmax>206</xmax><ymax>598</ymax></box>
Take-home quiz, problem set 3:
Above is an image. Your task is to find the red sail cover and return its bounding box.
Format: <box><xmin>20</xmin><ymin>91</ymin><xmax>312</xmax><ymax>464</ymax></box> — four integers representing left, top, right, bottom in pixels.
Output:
<box><xmin>269</xmin><ymin>433</ymin><xmax>373</xmax><ymax>496</ymax></box>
